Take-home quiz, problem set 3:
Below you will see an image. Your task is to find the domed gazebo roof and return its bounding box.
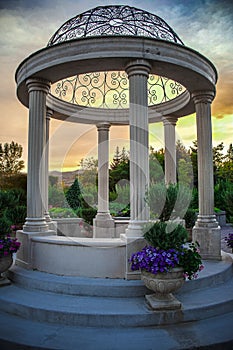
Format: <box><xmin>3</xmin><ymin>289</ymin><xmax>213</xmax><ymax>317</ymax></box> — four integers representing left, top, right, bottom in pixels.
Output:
<box><xmin>47</xmin><ymin>5</ymin><xmax>184</xmax><ymax>46</ymax></box>
<box><xmin>16</xmin><ymin>5</ymin><xmax>217</xmax><ymax>124</ymax></box>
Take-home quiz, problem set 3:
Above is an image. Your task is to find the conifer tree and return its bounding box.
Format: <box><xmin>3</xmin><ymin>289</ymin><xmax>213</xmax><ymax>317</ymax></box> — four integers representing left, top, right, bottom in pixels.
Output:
<box><xmin>65</xmin><ymin>178</ymin><xmax>83</xmax><ymax>210</ymax></box>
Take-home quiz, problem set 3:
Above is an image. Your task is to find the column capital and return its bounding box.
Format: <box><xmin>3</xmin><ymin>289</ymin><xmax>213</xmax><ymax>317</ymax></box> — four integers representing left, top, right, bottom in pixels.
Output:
<box><xmin>162</xmin><ymin>115</ymin><xmax>178</xmax><ymax>126</ymax></box>
<box><xmin>125</xmin><ymin>59</ymin><xmax>151</xmax><ymax>78</ymax></box>
<box><xmin>46</xmin><ymin>108</ymin><xmax>53</xmax><ymax>121</ymax></box>
<box><xmin>96</xmin><ymin>122</ymin><xmax>111</xmax><ymax>132</ymax></box>
<box><xmin>191</xmin><ymin>90</ymin><xmax>215</xmax><ymax>105</ymax></box>
<box><xmin>26</xmin><ymin>78</ymin><xmax>51</xmax><ymax>94</ymax></box>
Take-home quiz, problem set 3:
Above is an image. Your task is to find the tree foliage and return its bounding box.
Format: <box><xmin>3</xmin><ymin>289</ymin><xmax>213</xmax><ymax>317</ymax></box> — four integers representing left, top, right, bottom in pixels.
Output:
<box><xmin>52</xmin><ymin>141</ymin><xmax>233</xmax><ymax>224</ymax></box>
<box><xmin>0</xmin><ymin>189</ymin><xmax>27</xmax><ymax>234</ymax></box>
<box><xmin>0</xmin><ymin>141</ymin><xmax>24</xmax><ymax>174</ymax></box>
<box><xmin>78</xmin><ymin>157</ymin><xmax>98</xmax><ymax>188</ymax></box>
<box><xmin>149</xmin><ymin>146</ymin><xmax>165</xmax><ymax>183</ymax></box>
<box><xmin>65</xmin><ymin>178</ymin><xmax>83</xmax><ymax>210</ymax></box>
<box><xmin>109</xmin><ymin>147</ymin><xmax>129</xmax><ymax>192</ymax></box>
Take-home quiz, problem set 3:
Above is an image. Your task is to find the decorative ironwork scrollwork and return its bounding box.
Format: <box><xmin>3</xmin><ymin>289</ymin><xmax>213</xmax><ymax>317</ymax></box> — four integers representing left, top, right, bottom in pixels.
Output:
<box><xmin>51</xmin><ymin>71</ymin><xmax>185</xmax><ymax>108</ymax></box>
<box><xmin>48</xmin><ymin>5</ymin><xmax>184</xmax><ymax>46</ymax></box>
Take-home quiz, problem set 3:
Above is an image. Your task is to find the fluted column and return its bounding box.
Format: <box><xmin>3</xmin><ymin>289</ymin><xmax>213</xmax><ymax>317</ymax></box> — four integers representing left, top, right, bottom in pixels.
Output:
<box><xmin>44</xmin><ymin>108</ymin><xmax>53</xmax><ymax>223</ymax></box>
<box><xmin>93</xmin><ymin>123</ymin><xmax>114</xmax><ymax>238</ymax></box>
<box><xmin>192</xmin><ymin>90</ymin><xmax>221</xmax><ymax>260</ymax></box>
<box><xmin>162</xmin><ymin>116</ymin><xmax>178</xmax><ymax>185</ymax></box>
<box><xmin>23</xmin><ymin>78</ymin><xmax>50</xmax><ymax>232</ymax></box>
<box><xmin>125</xmin><ymin>59</ymin><xmax>151</xmax><ymax>237</ymax></box>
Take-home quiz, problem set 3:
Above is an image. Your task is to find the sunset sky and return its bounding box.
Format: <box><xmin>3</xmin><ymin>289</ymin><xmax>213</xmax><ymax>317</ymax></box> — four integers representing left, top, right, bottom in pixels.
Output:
<box><xmin>0</xmin><ymin>0</ymin><xmax>232</xmax><ymax>172</ymax></box>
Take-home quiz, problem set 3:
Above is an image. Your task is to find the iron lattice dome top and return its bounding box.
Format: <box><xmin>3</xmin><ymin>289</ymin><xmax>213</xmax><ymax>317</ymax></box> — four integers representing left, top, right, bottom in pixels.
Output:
<box><xmin>47</xmin><ymin>5</ymin><xmax>184</xmax><ymax>46</ymax></box>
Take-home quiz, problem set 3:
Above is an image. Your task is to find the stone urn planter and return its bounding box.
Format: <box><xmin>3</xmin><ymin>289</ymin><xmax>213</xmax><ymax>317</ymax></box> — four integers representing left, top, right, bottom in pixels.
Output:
<box><xmin>141</xmin><ymin>267</ymin><xmax>185</xmax><ymax>310</ymax></box>
<box><xmin>0</xmin><ymin>254</ymin><xmax>13</xmax><ymax>286</ymax></box>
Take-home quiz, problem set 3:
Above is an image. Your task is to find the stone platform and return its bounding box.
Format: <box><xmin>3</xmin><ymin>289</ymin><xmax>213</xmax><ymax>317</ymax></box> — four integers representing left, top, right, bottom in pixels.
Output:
<box><xmin>0</xmin><ymin>251</ymin><xmax>232</xmax><ymax>349</ymax></box>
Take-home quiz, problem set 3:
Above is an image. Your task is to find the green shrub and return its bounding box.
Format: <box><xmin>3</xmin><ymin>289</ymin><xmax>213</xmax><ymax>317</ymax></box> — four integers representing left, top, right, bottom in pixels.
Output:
<box><xmin>114</xmin><ymin>184</ymin><xmax>130</xmax><ymax>205</ymax></box>
<box><xmin>214</xmin><ymin>180</ymin><xmax>233</xmax><ymax>222</ymax></box>
<box><xmin>146</xmin><ymin>182</ymin><xmax>166</xmax><ymax>220</ymax></box>
<box><xmin>184</xmin><ymin>209</ymin><xmax>197</xmax><ymax>229</ymax></box>
<box><xmin>109</xmin><ymin>191</ymin><xmax>117</xmax><ymax>202</ymax></box>
<box><xmin>76</xmin><ymin>207</ymin><xmax>97</xmax><ymax>225</ymax></box>
<box><xmin>4</xmin><ymin>205</ymin><xmax>26</xmax><ymax>225</ymax></box>
<box><xmin>143</xmin><ymin>221</ymin><xmax>188</xmax><ymax>250</ymax></box>
<box><xmin>146</xmin><ymin>183</ymin><xmax>192</xmax><ymax>222</ymax></box>
<box><xmin>48</xmin><ymin>185</ymin><xmax>67</xmax><ymax>208</ymax></box>
<box><xmin>189</xmin><ymin>188</ymin><xmax>198</xmax><ymax>210</ymax></box>
<box><xmin>49</xmin><ymin>207</ymin><xmax>77</xmax><ymax>218</ymax></box>
<box><xmin>0</xmin><ymin>217</ymin><xmax>11</xmax><ymax>234</ymax></box>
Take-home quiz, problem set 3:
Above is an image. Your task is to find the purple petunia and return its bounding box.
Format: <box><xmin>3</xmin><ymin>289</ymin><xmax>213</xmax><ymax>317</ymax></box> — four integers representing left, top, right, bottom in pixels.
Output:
<box><xmin>225</xmin><ymin>233</ymin><xmax>233</xmax><ymax>249</ymax></box>
<box><xmin>129</xmin><ymin>246</ymin><xmax>182</xmax><ymax>275</ymax></box>
<box><xmin>0</xmin><ymin>235</ymin><xmax>21</xmax><ymax>257</ymax></box>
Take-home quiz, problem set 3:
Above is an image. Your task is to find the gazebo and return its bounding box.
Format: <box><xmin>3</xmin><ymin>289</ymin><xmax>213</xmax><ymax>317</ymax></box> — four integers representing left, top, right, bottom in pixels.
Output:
<box><xmin>15</xmin><ymin>5</ymin><xmax>221</xmax><ymax>279</ymax></box>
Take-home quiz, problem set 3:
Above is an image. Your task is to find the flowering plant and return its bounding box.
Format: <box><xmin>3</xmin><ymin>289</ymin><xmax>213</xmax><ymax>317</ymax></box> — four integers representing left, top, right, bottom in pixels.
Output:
<box><xmin>0</xmin><ymin>235</ymin><xmax>21</xmax><ymax>257</ymax></box>
<box><xmin>129</xmin><ymin>222</ymin><xmax>204</xmax><ymax>280</ymax></box>
<box><xmin>130</xmin><ymin>246</ymin><xmax>181</xmax><ymax>274</ymax></box>
<box><xmin>225</xmin><ymin>233</ymin><xmax>233</xmax><ymax>249</ymax></box>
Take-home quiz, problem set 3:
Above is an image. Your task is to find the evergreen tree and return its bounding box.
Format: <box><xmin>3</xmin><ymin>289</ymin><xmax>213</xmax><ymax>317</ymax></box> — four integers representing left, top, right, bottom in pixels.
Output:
<box><xmin>218</xmin><ymin>143</ymin><xmax>233</xmax><ymax>183</ymax></box>
<box><xmin>109</xmin><ymin>147</ymin><xmax>130</xmax><ymax>192</ymax></box>
<box><xmin>213</xmin><ymin>142</ymin><xmax>225</xmax><ymax>184</ymax></box>
<box><xmin>176</xmin><ymin>140</ymin><xmax>190</xmax><ymax>164</ymax></box>
<box><xmin>149</xmin><ymin>146</ymin><xmax>164</xmax><ymax>183</ymax></box>
<box><xmin>226</xmin><ymin>143</ymin><xmax>233</xmax><ymax>162</ymax></box>
<box><xmin>0</xmin><ymin>141</ymin><xmax>24</xmax><ymax>174</ymax></box>
<box><xmin>110</xmin><ymin>146</ymin><xmax>122</xmax><ymax>170</ymax></box>
<box><xmin>176</xmin><ymin>140</ymin><xmax>193</xmax><ymax>185</ymax></box>
<box><xmin>65</xmin><ymin>178</ymin><xmax>83</xmax><ymax>210</ymax></box>
<box><xmin>189</xmin><ymin>141</ymin><xmax>198</xmax><ymax>188</ymax></box>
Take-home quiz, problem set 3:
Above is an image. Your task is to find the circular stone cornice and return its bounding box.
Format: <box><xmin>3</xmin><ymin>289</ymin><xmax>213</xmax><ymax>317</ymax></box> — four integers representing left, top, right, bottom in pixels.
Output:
<box><xmin>16</xmin><ymin>36</ymin><xmax>217</xmax><ymax>122</ymax></box>
<box><xmin>46</xmin><ymin>89</ymin><xmax>191</xmax><ymax>125</ymax></box>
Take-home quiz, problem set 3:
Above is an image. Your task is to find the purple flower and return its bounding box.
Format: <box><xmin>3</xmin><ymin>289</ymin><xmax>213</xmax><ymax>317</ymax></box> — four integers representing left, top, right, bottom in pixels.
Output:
<box><xmin>0</xmin><ymin>236</ymin><xmax>21</xmax><ymax>257</ymax></box>
<box><xmin>225</xmin><ymin>233</ymin><xmax>233</xmax><ymax>249</ymax></box>
<box><xmin>129</xmin><ymin>246</ymin><xmax>182</xmax><ymax>276</ymax></box>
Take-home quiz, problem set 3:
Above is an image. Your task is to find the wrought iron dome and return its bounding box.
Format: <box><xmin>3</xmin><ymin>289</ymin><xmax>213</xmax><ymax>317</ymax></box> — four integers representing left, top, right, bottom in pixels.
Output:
<box><xmin>47</xmin><ymin>5</ymin><xmax>184</xmax><ymax>46</ymax></box>
<box><xmin>49</xmin><ymin>5</ymin><xmax>185</xmax><ymax>109</ymax></box>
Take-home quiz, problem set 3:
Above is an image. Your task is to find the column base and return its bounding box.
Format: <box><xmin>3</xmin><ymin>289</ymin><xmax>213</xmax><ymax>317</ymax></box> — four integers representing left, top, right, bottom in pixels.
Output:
<box><xmin>93</xmin><ymin>213</ymin><xmax>115</xmax><ymax>238</ymax></box>
<box><xmin>195</xmin><ymin>215</ymin><xmax>219</xmax><ymax>228</ymax></box>
<box><xmin>192</xmin><ymin>216</ymin><xmax>221</xmax><ymax>260</ymax></box>
<box><xmin>23</xmin><ymin>217</ymin><xmax>49</xmax><ymax>233</ymax></box>
<box><xmin>125</xmin><ymin>220</ymin><xmax>148</xmax><ymax>238</ymax></box>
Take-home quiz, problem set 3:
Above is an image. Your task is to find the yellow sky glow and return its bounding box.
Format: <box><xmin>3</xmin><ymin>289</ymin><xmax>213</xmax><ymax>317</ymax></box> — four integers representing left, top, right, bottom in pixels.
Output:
<box><xmin>0</xmin><ymin>0</ymin><xmax>232</xmax><ymax>172</ymax></box>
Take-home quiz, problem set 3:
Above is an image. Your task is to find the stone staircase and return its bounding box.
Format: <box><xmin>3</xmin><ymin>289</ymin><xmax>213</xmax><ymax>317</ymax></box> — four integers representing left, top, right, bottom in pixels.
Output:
<box><xmin>0</xmin><ymin>253</ymin><xmax>233</xmax><ymax>349</ymax></box>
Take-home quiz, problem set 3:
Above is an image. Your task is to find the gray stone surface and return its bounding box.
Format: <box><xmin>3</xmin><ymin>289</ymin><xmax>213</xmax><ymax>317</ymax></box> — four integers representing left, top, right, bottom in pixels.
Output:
<box><xmin>0</xmin><ymin>251</ymin><xmax>232</xmax><ymax>349</ymax></box>
<box><xmin>0</xmin><ymin>310</ymin><xmax>232</xmax><ymax>349</ymax></box>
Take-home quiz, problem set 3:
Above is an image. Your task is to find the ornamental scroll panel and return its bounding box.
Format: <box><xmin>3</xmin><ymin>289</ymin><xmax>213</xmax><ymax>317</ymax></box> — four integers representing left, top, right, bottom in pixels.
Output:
<box><xmin>48</xmin><ymin>5</ymin><xmax>184</xmax><ymax>46</ymax></box>
<box><xmin>51</xmin><ymin>71</ymin><xmax>185</xmax><ymax>109</ymax></box>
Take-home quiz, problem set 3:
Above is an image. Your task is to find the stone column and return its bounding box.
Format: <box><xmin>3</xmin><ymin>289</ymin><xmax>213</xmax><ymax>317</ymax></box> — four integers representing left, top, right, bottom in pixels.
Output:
<box><xmin>125</xmin><ymin>59</ymin><xmax>151</xmax><ymax>238</ymax></box>
<box><xmin>43</xmin><ymin>108</ymin><xmax>57</xmax><ymax>233</ymax></box>
<box><xmin>93</xmin><ymin>123</ymin><xmax>114</xmax><ymax>238</ymax></box>
<box><xmin>192</xmin><ymin>90</ymin><xmax>221</xmax><ymax>260</ymax></box>
<box><xmin>162</xmin><ymin>116</ymin><xmax>178</xmax><ymax>185</ymax></box>
<box><xmin>44</xmin><ymin>108</ymin><xmax>53</xmax><ymax>223</ymax></box>
<box><xmin>16</xmin><ymin>78</ymin><xmax>54</xmax><ymax>269</ymax></box>
<box><xmin>23</xmin><ymin>78</ymin><xmax>51</xmax><ymax>233</ymax></box>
